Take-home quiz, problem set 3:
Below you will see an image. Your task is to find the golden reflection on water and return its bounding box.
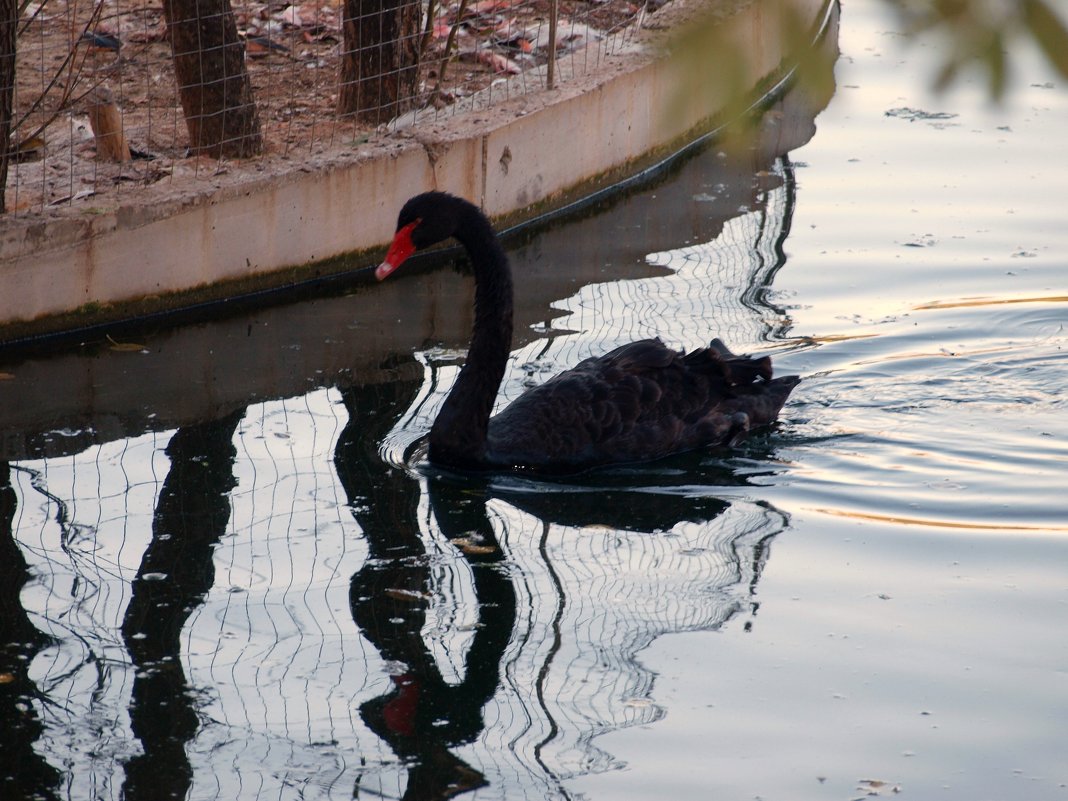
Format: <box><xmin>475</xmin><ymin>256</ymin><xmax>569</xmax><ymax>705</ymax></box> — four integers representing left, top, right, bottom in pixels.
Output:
<box><xmin>812</xmin><ymin>506</ymin><xmax>1068</xmax><ymax>533</ymax></box>
<box><xmin>914</xmin><ymin>295</ymin><xmax>1068</xmax><ymax>311</ymax></box>
<box><xmin>849</xmin><ymin>342</ymin><xmax>1017</xmax><ymax>366</ymax></box>
<box><xmin>793</xmin><ymin>332</ymin><xmax>880</xmax><ymax>345</ymax></box>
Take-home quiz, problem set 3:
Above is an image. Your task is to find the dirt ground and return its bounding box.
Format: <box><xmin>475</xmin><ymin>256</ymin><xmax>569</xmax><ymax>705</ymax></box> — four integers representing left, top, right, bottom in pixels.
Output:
<box><xmin>8</xmin><ymin>0</ymin><xmax>653</xmax><ymax>212</ymax></box>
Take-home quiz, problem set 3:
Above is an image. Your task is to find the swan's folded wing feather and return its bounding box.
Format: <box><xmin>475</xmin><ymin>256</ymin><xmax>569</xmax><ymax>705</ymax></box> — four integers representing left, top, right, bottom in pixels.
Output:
<box><xmin>485</xmin><ymin>339</ymin><xmax>795</xmax><ymax>471</ymax></box>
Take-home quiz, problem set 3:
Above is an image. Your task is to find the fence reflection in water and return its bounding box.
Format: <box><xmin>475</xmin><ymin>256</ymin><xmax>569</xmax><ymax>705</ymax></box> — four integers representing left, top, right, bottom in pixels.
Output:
<box><xmin>4</xmin><ymin>368</ymin><xmax>793</xmax><ymax>799</ymax></box>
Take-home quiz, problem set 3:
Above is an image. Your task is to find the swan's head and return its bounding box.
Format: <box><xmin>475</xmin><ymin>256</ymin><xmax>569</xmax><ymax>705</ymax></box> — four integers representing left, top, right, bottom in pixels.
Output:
<box><xmin>376</xmin><ymin>192</ymin><xmax>468</xmax><ymax>281</ymax></box>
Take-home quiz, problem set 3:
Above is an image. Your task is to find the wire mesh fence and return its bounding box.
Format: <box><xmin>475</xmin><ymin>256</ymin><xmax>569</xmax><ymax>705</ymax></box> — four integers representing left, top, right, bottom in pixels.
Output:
<box><xmin>4</xmin><ymin>0</ymin><xmax>656</xmax><ymax>213</ymax></box>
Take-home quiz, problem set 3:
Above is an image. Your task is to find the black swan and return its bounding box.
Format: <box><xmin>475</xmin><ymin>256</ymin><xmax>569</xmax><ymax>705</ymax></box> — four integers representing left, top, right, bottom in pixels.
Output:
<box><xmin>376</xmin><ymin>191</ymin><xmax>800</xmax><ymax>474</ymax></box>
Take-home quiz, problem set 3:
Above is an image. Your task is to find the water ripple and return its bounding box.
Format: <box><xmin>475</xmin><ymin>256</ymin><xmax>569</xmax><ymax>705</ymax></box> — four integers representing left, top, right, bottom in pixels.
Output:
<box><xmin>775</xmin><ymin>299</ymin><xmax>1068</xmax><ymax>530</ymax></box>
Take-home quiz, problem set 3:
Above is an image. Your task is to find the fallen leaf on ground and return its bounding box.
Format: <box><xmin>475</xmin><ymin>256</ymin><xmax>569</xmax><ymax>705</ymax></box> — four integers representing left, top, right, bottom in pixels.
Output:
<box><xmin>476</xmin><ymin>49</ymin><xmax>521</xmax><ymax>73</ymax></box>
<box><xmin>127</xmin><ymin>22</ymin><xmax>167</xmax><ymax>43</ymax></box>
<box><xmin>471</xmin><ymin>0</ymin><xmax>511</xmax><ymax>14</ymax></box>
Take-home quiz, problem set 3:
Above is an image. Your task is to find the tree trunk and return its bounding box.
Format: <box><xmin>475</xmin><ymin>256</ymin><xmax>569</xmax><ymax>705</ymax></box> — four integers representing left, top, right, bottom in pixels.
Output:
<box><xmin>338</xmin><ymin>0</ymin><xmax>421</xmax><ymax>124</ymax></box>
<box><xmin>0</xmin><ymin>0</ymin><xmax>17</xmax><ymax>212</ymax></box>
<box><xmin>162</xmin><ymin>0</ymin><xmax>262</xmax><ymax>157</ymax></box>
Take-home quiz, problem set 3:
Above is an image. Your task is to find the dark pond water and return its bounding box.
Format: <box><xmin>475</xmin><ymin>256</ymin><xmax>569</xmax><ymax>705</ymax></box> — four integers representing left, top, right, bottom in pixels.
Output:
<box><xmin>2</xmin><ymin>1</ymin><xmax>1066</xmax><ymax>799</ymax></box>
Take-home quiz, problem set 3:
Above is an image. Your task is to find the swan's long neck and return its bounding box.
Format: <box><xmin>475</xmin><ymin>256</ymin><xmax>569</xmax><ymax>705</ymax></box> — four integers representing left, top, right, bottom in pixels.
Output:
<box><xmin>428</xmin><ymin>204</ymin><xmax>513</xmax><ymax>468</ymax></box>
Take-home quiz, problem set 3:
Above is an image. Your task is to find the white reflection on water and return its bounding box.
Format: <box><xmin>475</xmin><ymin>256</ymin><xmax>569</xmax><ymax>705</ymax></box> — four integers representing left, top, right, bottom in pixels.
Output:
<box><xmin>3</xmin><ymin>0</ymin><xmax>1068</xmax><ymax>799</ymax></box>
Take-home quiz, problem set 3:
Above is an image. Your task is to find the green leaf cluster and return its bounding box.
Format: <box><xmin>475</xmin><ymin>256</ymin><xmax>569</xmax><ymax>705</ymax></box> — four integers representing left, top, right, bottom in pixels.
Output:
<box><xmin>891</xmin><ymin>0</ymin><xmax>1068</xmax><ymax>100</ymax></box>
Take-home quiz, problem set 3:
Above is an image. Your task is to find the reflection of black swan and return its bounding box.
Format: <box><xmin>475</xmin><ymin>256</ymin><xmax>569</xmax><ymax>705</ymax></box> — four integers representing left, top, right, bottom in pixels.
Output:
<box><xmin>377</xmin><ymin>192</ymin><xmax>800</xmax><ymax>474</ymax></box>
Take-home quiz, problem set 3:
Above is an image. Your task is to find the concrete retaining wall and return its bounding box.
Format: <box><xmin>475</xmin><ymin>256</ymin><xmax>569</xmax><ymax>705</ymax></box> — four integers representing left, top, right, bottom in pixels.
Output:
<box><xmin>0</xmin><ymin>0</ymin><xmax>834</xmax><ymax>343</ymax></box>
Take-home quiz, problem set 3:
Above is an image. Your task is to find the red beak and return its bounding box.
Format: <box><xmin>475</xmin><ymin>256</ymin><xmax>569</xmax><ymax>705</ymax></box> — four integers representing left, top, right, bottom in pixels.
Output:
<box><xmin>376</xmin><ymin>220</ymin><xmax>420</xmax><ymax>281</ymax></box>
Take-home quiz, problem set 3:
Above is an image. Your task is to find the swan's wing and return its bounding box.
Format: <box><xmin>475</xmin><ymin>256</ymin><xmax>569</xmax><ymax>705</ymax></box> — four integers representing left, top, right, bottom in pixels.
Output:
<box><xmin>486</xmin><ymin>339</ymin><xmax>797</xmax><ymax>471</ymax></box>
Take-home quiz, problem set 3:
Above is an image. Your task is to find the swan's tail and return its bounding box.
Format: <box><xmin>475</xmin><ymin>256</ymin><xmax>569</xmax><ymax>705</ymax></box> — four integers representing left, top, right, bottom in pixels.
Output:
<box><xmin>740</xmin><ymin>374</ymin><xmax>802</xmax><ymax>426</ymax></box>
<box><xmin>689</xmin><ymin>339</ymin><xmax>800</xmax><ymax>426</ymax></box>
<box><xmin>685</xmin><ymin>338</ymin><xmax>774</xmax><ymax>385</ymax></box>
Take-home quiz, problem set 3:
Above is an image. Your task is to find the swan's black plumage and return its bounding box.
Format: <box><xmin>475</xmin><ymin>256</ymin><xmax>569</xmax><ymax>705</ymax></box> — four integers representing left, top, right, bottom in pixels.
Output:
<box><xmin>376</xmin><ymin>191</ymin><xmax>800</xmax><ymax>474</ymax></box>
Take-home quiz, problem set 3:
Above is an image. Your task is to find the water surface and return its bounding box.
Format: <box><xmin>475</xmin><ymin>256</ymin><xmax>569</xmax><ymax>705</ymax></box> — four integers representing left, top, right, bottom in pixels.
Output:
<box><xmin>1</xmin><ymin>2</ymin><xmax>1066</xmax><ymax>800</ymax></box>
